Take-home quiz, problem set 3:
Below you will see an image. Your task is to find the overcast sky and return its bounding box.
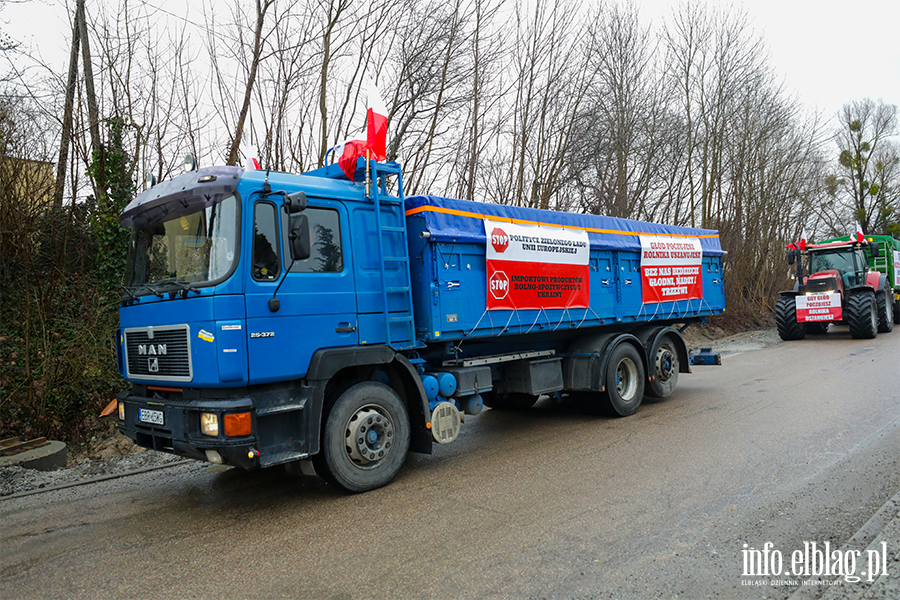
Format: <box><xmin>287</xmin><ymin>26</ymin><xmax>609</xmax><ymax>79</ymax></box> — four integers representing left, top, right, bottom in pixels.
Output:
<box><xmin>4</xmin><ymin>0</ymin><xmax>899</xmax><ymax>133</ymax></box>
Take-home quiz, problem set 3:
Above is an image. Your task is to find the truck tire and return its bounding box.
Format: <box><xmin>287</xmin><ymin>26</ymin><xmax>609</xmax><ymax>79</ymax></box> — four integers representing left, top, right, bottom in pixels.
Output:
<box><xmin>847</xmin><ymin>291</ymin><xmax>878</xmax><ymax>339</ymax></box>
<box><xmin>645</xmin><ymin>335</ymin><xmax>679</xmax><ymax>399</ymax></box>
<box><xmin>775</xmin><ymin>296</ymin><xmax>805</xmax><ymax>341</ymax></box>
<box><xmin>315</xmin><ymin>381</ymin><xmax>410</xmax><ymax>493</ymax></box>
<box><xmin>876</xmin><ymin>287</ymin><xmax>894</xmax><ymax>333</ymax></box>
<box><xmin>601</xmin><ymin>344</ymin><xmax>645</xmax><ymax>417</ymax></box>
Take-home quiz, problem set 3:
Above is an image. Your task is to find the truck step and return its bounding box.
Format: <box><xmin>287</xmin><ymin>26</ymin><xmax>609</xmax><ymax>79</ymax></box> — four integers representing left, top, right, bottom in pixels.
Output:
<box><xmin>259</xmin><ymin>450</ymin><xmax>309</xmax><ymax>468</ymax></box>
<box><xmin>389</xmin><ymin>315</ymin><xmax>414</xmax><ymax>323</ymax></box>
<box><xmin>256</xmin><ymin>402</ymin><xmax>306</xmax><ymax>417</ymax></box>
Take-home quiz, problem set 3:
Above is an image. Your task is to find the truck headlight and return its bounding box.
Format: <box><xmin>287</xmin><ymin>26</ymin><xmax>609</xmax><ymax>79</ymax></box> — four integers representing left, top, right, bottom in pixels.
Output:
<box><xmin>118</xmin><ymin>401</ymin><xmax>125</xmax><ymax>420</ymax></box>
<box><xmin>200</xmin><ymin>412</ymin><xmax>219</xmax><ymax>436</ymax></box>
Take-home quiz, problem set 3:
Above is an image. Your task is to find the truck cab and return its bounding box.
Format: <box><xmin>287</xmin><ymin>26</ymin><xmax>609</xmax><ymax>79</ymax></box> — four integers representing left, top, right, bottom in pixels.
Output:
<box><xmin>116</xmin><ymin>162</ymin><xmax>429</xmax><ymax>484</ymax></box>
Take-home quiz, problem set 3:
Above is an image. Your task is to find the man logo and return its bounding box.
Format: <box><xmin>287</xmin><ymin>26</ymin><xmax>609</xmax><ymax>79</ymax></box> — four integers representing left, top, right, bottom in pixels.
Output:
<box><xmin>148</xmin><ymin>357</ymin><xmax>159</xmax><ymax>373</ymax></box>
<box><xmin>138</xmin><ymin>344</ymin><xmax>167</xmax><ymax>356</ymax></box>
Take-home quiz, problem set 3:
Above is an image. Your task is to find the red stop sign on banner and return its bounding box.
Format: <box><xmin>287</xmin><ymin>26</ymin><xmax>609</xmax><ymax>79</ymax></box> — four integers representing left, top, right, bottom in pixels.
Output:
<box><xmin>491</xmin><ymin>228</ymin><xmax>509</xmax><ymax>253</ymax></box>
<box><xmin>489</xmin><ymin>271</ymin><xmax>509</xmax><ymax>299</ymax></box>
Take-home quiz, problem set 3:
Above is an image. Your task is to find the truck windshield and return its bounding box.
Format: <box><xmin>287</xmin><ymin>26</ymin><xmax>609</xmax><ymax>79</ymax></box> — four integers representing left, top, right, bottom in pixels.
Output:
<box><xmin>124</xmin><ymin>194</ymin><xmax>238</xmax><ymax>292</ymax></box>
<box><xmin>809</xmin><ymin>250</ymin><xmax>855</xmax><ymax>275</ymax></box>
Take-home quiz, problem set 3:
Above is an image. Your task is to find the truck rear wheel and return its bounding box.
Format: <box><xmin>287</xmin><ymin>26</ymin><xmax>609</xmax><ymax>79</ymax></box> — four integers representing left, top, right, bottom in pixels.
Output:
<box><xmin>601</xmin><ymin>344</ymin><xmax>645</xmax><ymax>417</ymax></box>
<box><xmin>775</xmin><ymin>296</ymin><xmax>805</xmax><ymax>341</ymax></box>
<box><xmin>847</xmin><ymin>291</ymin><xmax>878</xmax><ymax>339</ymax></box>
<box><xmin>645</xmin><ymin>335</ymin><xmax>679</xmax><ymax>399</ymax></box>
<box><xmin>316</xmin><ymin>381</ymin><xmax>410</xmax><ymax>493</ymax></box>
<box><xmin>876</xmin><ymin>287</ymin><xmax>894</xmax><ymax>333</ymax></box>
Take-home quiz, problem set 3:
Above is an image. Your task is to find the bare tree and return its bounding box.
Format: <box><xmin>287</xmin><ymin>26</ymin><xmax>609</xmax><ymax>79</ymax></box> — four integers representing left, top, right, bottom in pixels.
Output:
<box><xmin>225</xmin><ymin>0</ymin><xmax>275</xmax><ymax>166</ymax></box>
<box><xmin>52</xmin><ymin>0</ymin><xmax>82</xmax><ymax>208</ymax></box>
<box><xmin>571</xmin><ymin>1</ymin><xmax>667</xmax><ymax>220</ymax></box>
<box><xmin>833</xmin><ymin>99</ymin><xmax>899</xmax><ymax>234</ymax></box>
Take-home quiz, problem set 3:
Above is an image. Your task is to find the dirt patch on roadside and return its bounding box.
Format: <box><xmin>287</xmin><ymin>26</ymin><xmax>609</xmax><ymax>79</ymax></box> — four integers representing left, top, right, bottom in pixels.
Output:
<box><xmin>681</xmin><ymin>322</ymin><xmax>782</xmax><ymax>358</ymax></box>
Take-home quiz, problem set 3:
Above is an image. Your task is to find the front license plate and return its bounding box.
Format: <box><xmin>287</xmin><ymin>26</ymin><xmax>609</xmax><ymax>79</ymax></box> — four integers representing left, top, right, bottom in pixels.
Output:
<box><xmin>139</xmin><ymin>408</ymin><xmax>164</xmax><ymax>425</ymax></box>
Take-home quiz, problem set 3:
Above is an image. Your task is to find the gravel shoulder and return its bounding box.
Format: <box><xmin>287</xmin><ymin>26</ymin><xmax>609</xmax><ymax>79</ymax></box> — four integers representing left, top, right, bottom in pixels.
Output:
<box><xmin>1</xmin><ymin>325</ymin><xmax>782</xmax><ymax>498</ymax></box>
<box><xmin>682</xmin><ymin>322</ymin><xmax>782</xmax><ymax>357</ymax></box>
<box><xmin>0</xmin><ymin>447</ymin><xmax>186</xmax><ymax>497</ymax></box>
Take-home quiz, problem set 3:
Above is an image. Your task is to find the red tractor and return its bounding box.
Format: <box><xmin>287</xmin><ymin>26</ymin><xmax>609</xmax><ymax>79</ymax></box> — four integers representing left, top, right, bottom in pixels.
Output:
<box><xmin>776</xmin><ymin>239</ymin><xmax>894</xmax><ymax>340</ymax></box>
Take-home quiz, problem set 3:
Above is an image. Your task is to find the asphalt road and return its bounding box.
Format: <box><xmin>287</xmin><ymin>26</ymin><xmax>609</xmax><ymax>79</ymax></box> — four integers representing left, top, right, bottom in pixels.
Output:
<box><xmin>2</xmin><ymin>326</ymin><xmax>898</xmax><ymax>600</ymax></box>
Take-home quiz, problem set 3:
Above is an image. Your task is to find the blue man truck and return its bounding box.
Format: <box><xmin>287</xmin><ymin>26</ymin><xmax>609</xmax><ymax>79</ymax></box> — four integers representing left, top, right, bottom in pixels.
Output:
<box><xmin>115</xmin><ymin>160</ymin><xmax>726</xmax><ymax>492</ymax></box>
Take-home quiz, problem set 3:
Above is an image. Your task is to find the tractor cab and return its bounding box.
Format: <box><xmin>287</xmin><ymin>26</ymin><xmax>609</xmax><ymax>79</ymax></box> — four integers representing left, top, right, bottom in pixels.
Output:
<box><xmin>803</xmin><ymin>242</ymin><xmax>871</xmax><ymax>292</ymax></box>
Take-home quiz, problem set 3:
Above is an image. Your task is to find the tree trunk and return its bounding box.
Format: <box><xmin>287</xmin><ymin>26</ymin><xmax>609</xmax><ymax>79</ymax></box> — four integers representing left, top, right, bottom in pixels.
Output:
<box><xmin>78</xmin><ymin>0</ymin><xmax>104</xmax><ymax>195</ymax></box>
<box><xmin>53</xmin><ymin>2</ymin><xmax>82</xmax><ymax>208</ymax></box>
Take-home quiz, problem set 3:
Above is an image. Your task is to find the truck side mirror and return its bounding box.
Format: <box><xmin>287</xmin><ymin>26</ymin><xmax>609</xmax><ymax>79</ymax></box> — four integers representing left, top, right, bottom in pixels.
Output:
<box><xmin>787</xmin><ymin>249</ymin><xmax>796</xmax><ymax>265</ymax></box>
<box><xmin>284</xmin><ymin>191</ymin><xmax>306</xmax><ymax>214</ymax></box>
<box><xmin>289</xmin><ymin>213</ymin><xmax>311</xmax><ymax>261</ymax></box>
<box><xmin>869</xmin><ymin>241</ymin><xmax>880</xmax><ymax>257</ymax></box>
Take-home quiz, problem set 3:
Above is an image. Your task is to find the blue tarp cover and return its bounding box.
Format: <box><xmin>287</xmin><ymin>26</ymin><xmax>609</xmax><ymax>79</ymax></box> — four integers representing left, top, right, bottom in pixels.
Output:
<box><xmin>405</xmin><ymin>195</ymin><xmax>724</xmax><ymax>256</ymax></box>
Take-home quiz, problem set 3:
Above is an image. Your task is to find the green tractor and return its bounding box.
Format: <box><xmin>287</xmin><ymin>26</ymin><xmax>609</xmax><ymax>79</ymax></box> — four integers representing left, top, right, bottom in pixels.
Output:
<box><xmin>776</xmin><ymin>234</ymin><xmax>899</xmax><ymax>340</ymax></box>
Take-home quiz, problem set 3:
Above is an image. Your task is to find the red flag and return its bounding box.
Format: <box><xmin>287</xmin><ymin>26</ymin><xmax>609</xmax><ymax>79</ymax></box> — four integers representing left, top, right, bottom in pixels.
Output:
<box><xmin>336</xmin><ymin>138</ymin><xmax>367</xmax><ymax>181</ymax></box>
<box><xmin>851</xmin><ymin>222</ymin><xmax>864</xmax><ymax>243</ymax></box>
<box><xmin>366</xmin><ymin>79</ymin><xmax>388</xmax><ymax>161</ymax></box>
<box><xmin>330</xmin><ymin>80</ymin><xmax>388</xmax><ymax>181</ymax></box>
<box><xmin>799</xmin><ymin>229</ymin><xmax>808</xmax><ymax>251</ymax></box>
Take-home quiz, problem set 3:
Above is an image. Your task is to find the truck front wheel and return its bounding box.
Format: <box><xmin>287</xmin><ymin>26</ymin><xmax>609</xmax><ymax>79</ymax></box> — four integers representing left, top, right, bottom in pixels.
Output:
<box><xmin>316</xmin><ymin>381</ymin><xmax>410</xmax><ymax>493</ymax></box>
<box><xmin>775</xmin><ymin>296</ymin><xmax>805</xmax><ymax>340</ymax></box>
<box><xmin>847</xmin><ymin>291</ymin><xmax>878</xmax><ymax>339</ymax></box>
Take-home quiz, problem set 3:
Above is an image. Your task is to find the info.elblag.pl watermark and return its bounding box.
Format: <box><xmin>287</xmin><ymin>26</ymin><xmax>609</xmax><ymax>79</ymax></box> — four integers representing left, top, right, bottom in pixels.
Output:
<box><xmin>740</xmin><ymin>541</ymin><xmax>890</xmax><ymax>586</ymax></box>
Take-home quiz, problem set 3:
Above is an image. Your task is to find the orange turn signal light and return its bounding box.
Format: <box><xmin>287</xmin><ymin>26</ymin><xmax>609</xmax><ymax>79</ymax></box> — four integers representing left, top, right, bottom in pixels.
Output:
<box><xmin>224</xmin><ymin>412</ymin><xmax>252</xmax><ymax>437</ymax></box>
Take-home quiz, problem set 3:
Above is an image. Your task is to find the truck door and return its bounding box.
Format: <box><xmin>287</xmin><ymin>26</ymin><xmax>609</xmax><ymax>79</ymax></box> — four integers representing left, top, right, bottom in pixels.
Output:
<box><xmin>245</xmin><ymin>196</ymin><xmax>358</xmax><ymax>384</ymax></box>
<box><xmin>618</xmin><ymin>252</ymin><xmax>643</xmax><ymax>318</ymax></box>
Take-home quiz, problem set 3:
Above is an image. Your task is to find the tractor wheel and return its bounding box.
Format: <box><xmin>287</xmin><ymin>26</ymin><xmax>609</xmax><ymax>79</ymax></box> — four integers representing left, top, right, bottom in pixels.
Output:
<box><xmin>775</xmin><ymin>296</ymin><xmax>805</xmax><ymax>341</ymax></box>
<box><xmin>847</xmin><ymin>291</ymin><xmax>878</xmax><ymax>339</ymax></box>
<box><xmin>805</xmin><ymin>322</ymin><xmax>829</xmax><ymax>335</ymax></box>
<box><xmin>876</xmin><ymin>286</ymin><xmax>894</xmax><ymax>333</ymax></box>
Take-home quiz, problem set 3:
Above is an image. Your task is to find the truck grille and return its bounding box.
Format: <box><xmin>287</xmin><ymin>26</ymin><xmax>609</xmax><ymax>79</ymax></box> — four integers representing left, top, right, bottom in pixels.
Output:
<box><xmin>124</xmin><ymin>325</ymin><xmax>192</xmax><ymax>382</ymax></box>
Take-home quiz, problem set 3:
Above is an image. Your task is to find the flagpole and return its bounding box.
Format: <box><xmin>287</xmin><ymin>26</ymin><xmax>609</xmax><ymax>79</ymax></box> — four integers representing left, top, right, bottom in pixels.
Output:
<box><xmin>365</xmin><ymin>149</ymin><xmax>371</xmax><ymax>200</ymax></box>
